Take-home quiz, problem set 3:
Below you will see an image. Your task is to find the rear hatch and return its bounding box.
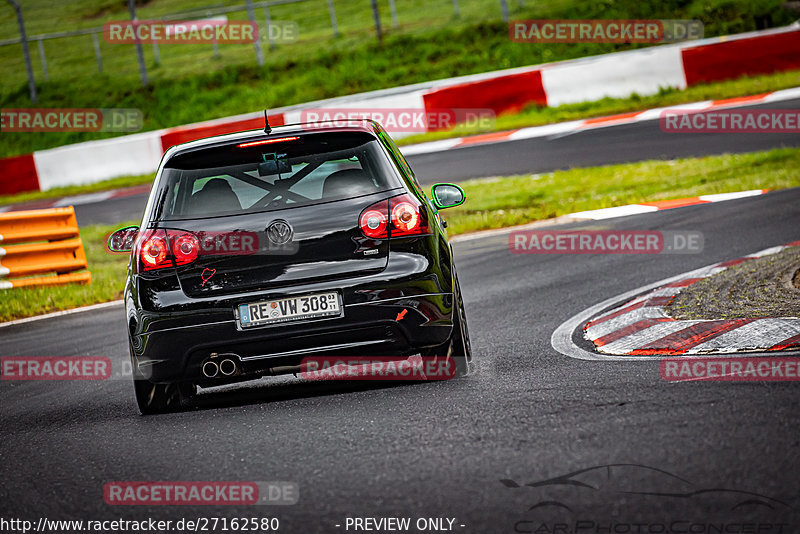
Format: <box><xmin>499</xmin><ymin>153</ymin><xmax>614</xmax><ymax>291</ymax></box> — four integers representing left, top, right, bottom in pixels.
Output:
<box><xmin>163</xmin><ymin>192</ymin><xmax>393</xmax><ymax>297</ymax></box>
<box><xmin>150</xmin><ymin>130</ymin><xmax>402</xmax><ymax>297</ymax></box>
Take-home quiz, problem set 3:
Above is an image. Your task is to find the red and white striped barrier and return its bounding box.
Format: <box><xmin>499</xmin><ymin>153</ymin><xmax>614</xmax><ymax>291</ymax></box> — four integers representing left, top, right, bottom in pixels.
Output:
<box><xmin>2</xmin><ymin>25</ymin><xmax>798</xmax><ymax>195</ymax></box>
<box><xmin>584</xmin><ymin>243</ymin><xmax>800</xmax><ymax>356</ymax></box>
<box><xmin>421</xmin><ymin>26</ymin><xmax>800</xmax><ymax>114</ymax></box>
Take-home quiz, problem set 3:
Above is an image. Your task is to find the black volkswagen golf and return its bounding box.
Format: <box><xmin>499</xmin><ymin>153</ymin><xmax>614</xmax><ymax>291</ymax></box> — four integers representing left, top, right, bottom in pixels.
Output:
<box><xmin>109</xmin><ymin>119</ymin><xmax>471</xmax><ymax>414</ymax></box>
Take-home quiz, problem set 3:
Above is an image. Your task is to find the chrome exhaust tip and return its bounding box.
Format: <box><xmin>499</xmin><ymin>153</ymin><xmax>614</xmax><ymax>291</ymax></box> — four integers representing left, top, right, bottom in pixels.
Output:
<box><xmin>219</xmin><ymin>358</ymin><xmax>237</xmax><ymax>376</ymax></box>
<box><xmin>202</xmin><ymin>360</ymin><xmax>219</xmax><ymax>378</ymax></box>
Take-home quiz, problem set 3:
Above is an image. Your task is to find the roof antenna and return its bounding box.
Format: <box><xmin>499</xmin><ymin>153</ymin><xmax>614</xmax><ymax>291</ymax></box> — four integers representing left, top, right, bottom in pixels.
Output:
<box><xmin>264</xmin><ymin>110</ymin><xmax>272</xmax><ymax>134</ymax></box>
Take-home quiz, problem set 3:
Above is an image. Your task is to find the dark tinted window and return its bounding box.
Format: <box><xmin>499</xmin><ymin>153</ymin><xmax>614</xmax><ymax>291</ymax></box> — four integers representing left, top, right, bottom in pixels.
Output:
<box><xmin>152</xmin><ymin>132</ymin><xmax>400</xmax><ymax>220</ymax></box>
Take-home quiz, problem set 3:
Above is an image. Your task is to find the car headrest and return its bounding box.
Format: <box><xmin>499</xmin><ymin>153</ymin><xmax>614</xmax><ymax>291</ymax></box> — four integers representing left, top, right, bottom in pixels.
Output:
<box><xmin>189</xmin><ymin>178</ymin><xmax>242</xmax><ymax>214</ymax></box>
<box><xmin>322</xmin><ymin>169</ymin><xmax>375</xmax><ymax>199</ymax></box>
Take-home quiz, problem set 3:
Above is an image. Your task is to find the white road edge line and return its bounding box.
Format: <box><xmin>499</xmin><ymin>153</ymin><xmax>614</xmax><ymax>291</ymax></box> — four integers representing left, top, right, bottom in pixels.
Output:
<box><xmin>0</xmin><ymin>300</ymin><xmax>123</xmax><ymax>328</ymax></box>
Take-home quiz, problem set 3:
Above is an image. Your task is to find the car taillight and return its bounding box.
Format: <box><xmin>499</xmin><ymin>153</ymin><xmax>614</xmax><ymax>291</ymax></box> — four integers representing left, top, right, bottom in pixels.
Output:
<box><xmin>137</xmin><ymin>230</ymin><xmax>170</xmax><ymax>271</ymax></box>
<box><xmin>359</xmin><ymin>195</ymin><xmax>429</xmax><ymax>239</ymax></box>
<box><xmin>171</xmin><ymin>232</ymin><xmax>200</xmax><ymax>266</ymax></box>
<box><xmin>391</xmin><ymin>200</ymin><xmax>421</xmax><ymax>236</ymax></box>
<box><xmin>360</xmin><ymin>200</ymin><xmax>389</xmax><ymax>239</ymax></box>
<box><xmin>136</xmin><ymin>229</ymin><xmax>200</xmax><ymax>271</ymax></box>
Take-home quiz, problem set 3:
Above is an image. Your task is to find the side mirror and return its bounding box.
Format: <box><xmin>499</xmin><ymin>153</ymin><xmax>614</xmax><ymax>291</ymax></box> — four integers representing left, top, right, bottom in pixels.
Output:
<box><xmin>430</xmin><ymin>183</ymin><xmax>465</xmax><ymax>209</ymax></box>
<box><xmin>107</xmin><ymin>225</ymin><xmax>139</xmax><ymax>253</ymax></box>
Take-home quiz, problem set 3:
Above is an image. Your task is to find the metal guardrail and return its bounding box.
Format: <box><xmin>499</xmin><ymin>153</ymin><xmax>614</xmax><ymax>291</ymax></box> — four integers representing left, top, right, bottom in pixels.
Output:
<box><xmin>0</xmin><ymin>207</ymin><xmax>91</xmax><ymax>289</ymax></box>
<box><xmin>0</xmin><ymin>0</ymin><xmax>311</xmax><ymax>46</ymax></box>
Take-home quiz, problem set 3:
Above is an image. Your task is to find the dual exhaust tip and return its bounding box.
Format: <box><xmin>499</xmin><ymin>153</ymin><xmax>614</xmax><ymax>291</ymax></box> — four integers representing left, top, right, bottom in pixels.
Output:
<box><xmin>202</xmin><ymin>354</ymin><xmax>239</xmax><ymax>378</ymax></box>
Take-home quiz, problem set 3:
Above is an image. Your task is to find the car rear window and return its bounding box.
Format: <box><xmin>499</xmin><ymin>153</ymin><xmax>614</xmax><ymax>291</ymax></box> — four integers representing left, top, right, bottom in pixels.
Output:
<box><xmin>152</xmin><ymin>131</ymin><xmax>401</xmax><ymax>220</ymax></box>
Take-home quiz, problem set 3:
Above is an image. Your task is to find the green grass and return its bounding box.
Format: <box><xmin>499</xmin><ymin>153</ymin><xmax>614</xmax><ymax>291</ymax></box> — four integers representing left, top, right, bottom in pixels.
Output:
<box><xmin>2</xmin><ymin>148</ymin><xmax>798</xmax><ymax>322</ymax></box>
<box><xmin>1</xmin><ymin>0</ymin><xmax>796</xmax><ymax>157</ymax></box>
<box><xmin>398</xmin><ymin>70</ymin><xmax>800</xmax><ymax>146</ymax></box>
<box><xmin>0</xmin><ymin>173</ymin><xmax>153</xmax><ymax>206</ymax></box>
<box><xmin>443</xmin><ymin>148</ymin><xmax>800</xmax><ymax>235</ymax></box>
<box><xmin>0</xmin><ymin>221</ymin><xmax>136</xmax><ymax>322</ymax></box>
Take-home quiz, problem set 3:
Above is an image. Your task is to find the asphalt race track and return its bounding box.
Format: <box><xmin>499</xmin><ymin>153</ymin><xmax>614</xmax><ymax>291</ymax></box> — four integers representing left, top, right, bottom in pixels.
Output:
<box><xmin>70</xmin><ymin>98</ymin><xmax>800</xmax><ymax>226</ymax></box>
<box><xmin>2</xmin><ymin>188</ymin><xmax>799</xmax><ymax>530</ymax></box>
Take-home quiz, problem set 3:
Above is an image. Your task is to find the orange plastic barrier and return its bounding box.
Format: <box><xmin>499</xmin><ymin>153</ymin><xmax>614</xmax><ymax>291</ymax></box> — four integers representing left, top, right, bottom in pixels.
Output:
<box><xmin>0</xmin><ymin>206</ymin><xmax>91</xmax><ymax>289</ymax></box>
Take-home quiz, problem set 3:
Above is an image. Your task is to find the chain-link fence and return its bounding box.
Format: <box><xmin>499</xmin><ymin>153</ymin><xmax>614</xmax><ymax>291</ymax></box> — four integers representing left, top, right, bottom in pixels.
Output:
<box><xmin>1</xmin><ymin>0</ymin><xmax>526</xmax><ymax>101</ymax></box>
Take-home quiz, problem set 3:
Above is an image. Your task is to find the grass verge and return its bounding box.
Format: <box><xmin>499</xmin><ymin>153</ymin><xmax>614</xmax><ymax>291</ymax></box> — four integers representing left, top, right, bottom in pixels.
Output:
<box><xmin>1</xmin><ymin>148</ymin><xmax>798</xmax><ymax>322</ymax></box>
<box><xmin>666</xmin><ymin>246</ymin><xmax>800</xmax><ymax>319</ymax></box>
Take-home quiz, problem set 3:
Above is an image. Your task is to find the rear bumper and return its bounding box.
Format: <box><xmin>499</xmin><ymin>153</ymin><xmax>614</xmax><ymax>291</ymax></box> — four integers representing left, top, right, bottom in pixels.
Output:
<box><xmin>127</xmin><ymin>233</ymin><xmax>456</xmax><ymax>383</ymax></box>
<box><xmin>130</xmin><ymin>292</ymin><xmax>453</xmax><ymax>383</ymax></box>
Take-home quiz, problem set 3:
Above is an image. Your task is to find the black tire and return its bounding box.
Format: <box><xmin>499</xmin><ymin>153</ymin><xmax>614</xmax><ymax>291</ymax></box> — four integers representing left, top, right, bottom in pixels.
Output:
<box><xmin>130</xmin><ymin>346</ymin><xmax>195</xmax><ymax>415</ymax></box>
<box><xmin>450</xmin><ymin>272</ymin><xmax>473</xmax><ymax>377</ymax></box>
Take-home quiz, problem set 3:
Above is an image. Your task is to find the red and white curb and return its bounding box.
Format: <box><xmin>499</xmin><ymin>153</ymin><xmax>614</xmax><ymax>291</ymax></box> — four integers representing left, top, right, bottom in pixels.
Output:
<box><xmin>569</xmin><ymin>189</ymin><xmax>769</xmax><ymax>220</ymax></box>
<box><xmin>0</xmin><ymin>184</ymin><xmax>152</xmax><ymax>214</ymax></box>
<box><xmin>583</xmin><ymin>243</ymin><xmax>800</xmax><ymax>356</ymax></box>
<box><xmin>402</xmin><ymin>86</ymin><xmax>800</xmax><ymax>156</ymax></box>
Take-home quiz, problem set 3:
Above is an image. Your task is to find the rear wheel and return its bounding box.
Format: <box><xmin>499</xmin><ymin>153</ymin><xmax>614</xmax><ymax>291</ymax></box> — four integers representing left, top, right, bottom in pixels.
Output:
<box><xmin>130</xmin><ymin>346</ymin><xmax>195</xmax><ymax>415</ymax></box>
<box><xmin>450</xmin><ymin>272</ymin><xmax>473</xmax><ymax>376</ymax></box>
<box><xmin>423</xmin><ymin>272</ymin><xmax>472</xmax><ymax>377</ymax></box>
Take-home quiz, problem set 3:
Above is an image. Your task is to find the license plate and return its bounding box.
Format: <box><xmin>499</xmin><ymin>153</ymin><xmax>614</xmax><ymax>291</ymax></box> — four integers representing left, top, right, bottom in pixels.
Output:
<box><xmin>237</xmin><ymin>292</ymin><xmax>341</xmax><ymax>328</ymax></box>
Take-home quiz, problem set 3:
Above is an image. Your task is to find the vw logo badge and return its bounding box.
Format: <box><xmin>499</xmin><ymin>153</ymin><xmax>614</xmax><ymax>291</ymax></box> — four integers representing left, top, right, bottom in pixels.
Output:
<box><xmin>267</xmin><ymin>220</ymin><xmax>293</xmax><ymax>245</ymax></box>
